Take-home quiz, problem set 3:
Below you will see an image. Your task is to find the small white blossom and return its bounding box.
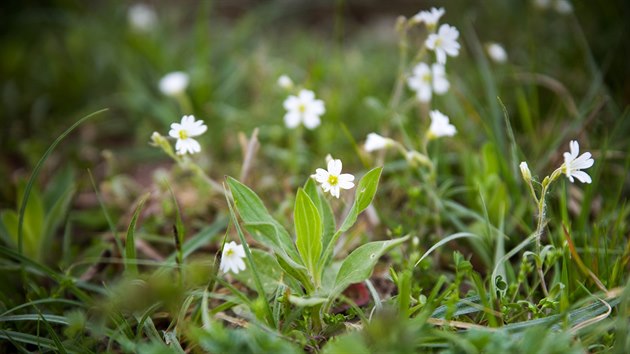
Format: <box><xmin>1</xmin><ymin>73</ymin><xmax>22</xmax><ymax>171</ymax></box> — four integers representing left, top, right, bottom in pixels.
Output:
<box><xmin>426</xmin><ymin>24</ymin><xmax>460</xmax><ymax>65</ymax></box>
<box><xmin>168</xmin><ymin>115</ymin><xmax>207</xmax><ymax>155</ymax></box>
<box><xmin>412</xmin><ymin>7</ymin><xmax>445</xmax><ymax>28</ymax></box>
<box><xmin>128</xmin><ymin>4</ymin><xmax>157</xmax><ymax>32</ymax></box>
<box><xmin>561</xmin><ymin>140</ymin><xmax>594</xmax><ymax>183</ymax></box>
<box><xmin>407</xmin><ymin>62</ymin><xmax>449</xmax><ymax>102</ymax></box>
<box><xmin>159</xmin><ymin>71</ymin><xmax>189</xmax><ymax>97</ymax></box>
<box><xmin>554</xmin><ymin>0</ymin><xmax>573</xmax><ymax>14</ymax></box>
<box><xmin>519</xmin><ymin>161</ymin><xmax>532</xmax><ymax>182</ymax></box>
<box><xmin>486</xmin><ymin>42</ymin><xmax>508</xmax><ymax>63</ymax></box>
<box><xmin>220</xmin><ymin>241</ymin><xmax>246</xmax><ymax>274</ymax></box>
<box><xmin>283</xmin><ymin>89</ymin><xmax>325</xmax><ymax>129</ymax></box>
<box><xmin>427</xmin><ymin>110</ymin><xmax>456</xmax><ymax>139</ymax></box>
<box><xmin>314</xmin><ymin>158</ymin><xmax>355</xmax><ymax>198</ymax></box>
<box><xmin>277</xmin><ymin>75</ymin><xmax>293</xmax><ymax>89</ymax></box>
<box><xmin>364</xmin><ymin>133</ymin><xmax>393</xmax><ymax>152</ymax></box>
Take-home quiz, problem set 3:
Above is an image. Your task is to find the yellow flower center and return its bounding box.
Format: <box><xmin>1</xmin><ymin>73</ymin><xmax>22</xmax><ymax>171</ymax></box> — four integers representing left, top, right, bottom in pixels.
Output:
<box><xmin>225</xmin><ymin>248</ymin><xmax>234</xmax><ymax>257</ymax></box>
<box><xmin>179</xmin><ymin>130</ymin><xmax>188</xmax><ymax>140</ymax></box>
<box><xmin>423</xmin><ymin>73</ymin><xmax>432</xmax><ymax>82</ymax></box>
<box><xmin>298</xmin><ymin>103</ymin><xmax>306</xmax><ymax>113</ymax></box>
<box><xmin>328</xmin><ymin>174</ymin><xmax>338</xmax><ymax>186</ymax></box>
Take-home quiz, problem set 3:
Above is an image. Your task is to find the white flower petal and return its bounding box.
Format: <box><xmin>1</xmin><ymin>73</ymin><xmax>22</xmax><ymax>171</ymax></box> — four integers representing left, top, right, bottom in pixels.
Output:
<box><xmin>314</xmin><ymin>169</ymin><xmax>329</xmax><ymax>183</ymax></box>
<box><xmin>302</xmin><ymin>114</ymin><xmax>321</xmax><ymax>129</ymax></box>
<box><xmin>328</xmin><ymin>159</ymin><xmax>342</xmax><ymax>176</ymax></box>
<box><xmin>284</xmin><ymin>112</ymin><xmax>301</xmax><ymax>128</ymax></box>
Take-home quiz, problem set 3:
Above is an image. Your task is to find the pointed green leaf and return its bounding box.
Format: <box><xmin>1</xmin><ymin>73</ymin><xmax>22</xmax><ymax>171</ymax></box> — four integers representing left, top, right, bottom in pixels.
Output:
<box><xmin>294</xmin><ymin>189</ymin><xmax>322</xmax><ymax>280</ymax></box>
<box><xmin>331</xmin><ymin>235</ymin><xmax>408</xmax><ymax>297</ymax></box>
<box><xmin>226</xmin><ymin>176</ymin><xmax>300</xmax><ymax>261</ymax></box>
<box><xmin>304</xmin><ymin>178</ymin><xmax>335</xmax><ymax>254</ymax></box>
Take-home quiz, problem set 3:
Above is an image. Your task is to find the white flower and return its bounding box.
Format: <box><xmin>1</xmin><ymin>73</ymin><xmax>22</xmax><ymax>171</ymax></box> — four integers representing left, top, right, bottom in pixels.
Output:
<box><xmin>314</xmin><ymin>158</ymin><xmax>355</xmax><ymax>198</ymax></box>
<box><xmin>159</xmin><ymin>71</ymin><xmax>189</xmax><ymax>97</ymax></box>
<box><xmin>407</xmin><ymin>62</ymin><xmax>449</xmax><ymax>102</ymax></box>
<box><xmin>427</xmin><ymin>110</ymin><xmax>456</xmax><ymax>139</ymax></box>
<box><xmin>486</xmin><ymin>42</ymin><xmax>508</xmax><ymax>63</ymax></box>
<box><xmin>220</xmin><ymin>241</ymin><xmax>246</xmax><ymax>274</ymax></box>
<box><xmin>128</xmin><ymin>4</ymin><xmax>157</xmax><ymax>32</ymax></box>
<box><xmin>519</xmin><ymin>161</ymin><xmax>532</xmax><ymax>182</ymax></box>
<box><xmin>364</xmin><ymin>133</ymin><xmax>393</xmax><ymax>152</ymax></box>
<box><xmin>277</xmin><ymin>75</ymin><xmax>293</xmax><ymax>89</ymax></box>
<box><xmin>554</xmin><ymin>0</ymin><xmax>573</xmax><ymax>14</ymax></box>
<box><xmin>561</xmin><ymin>140</ymin><xmax>594</xmax><ymax>183</ymax></box>
<box><xmin>412</xmin><ymin>7</ymin><xmax>445</xmax><ymax>28</ymax></box>
<box><xmin>168</xmin><ymin>115</ymin><xmax>207</xmax><ymax>155</ymax></box>
<box><xmin>283</xmin><ymin>89</ymin><xmax>325</xmax><ymax>129</ymax></box>
<box><xmin>426</xmin><ymin>24</ymin><xmax>461</xmax><ymax>65</ymax></box>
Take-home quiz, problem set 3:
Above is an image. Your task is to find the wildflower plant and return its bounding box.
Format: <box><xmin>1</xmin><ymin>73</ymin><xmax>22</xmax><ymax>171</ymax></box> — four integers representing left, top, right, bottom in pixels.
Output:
<box><xmin>515</xmin><ymin>140</ymin><xmax>595</xmax><ymax>295</ymax></box>
<box><xmin>226</xmin><ymin>162</ymin><xmax>408</xmax><ymax>327</ymax></box>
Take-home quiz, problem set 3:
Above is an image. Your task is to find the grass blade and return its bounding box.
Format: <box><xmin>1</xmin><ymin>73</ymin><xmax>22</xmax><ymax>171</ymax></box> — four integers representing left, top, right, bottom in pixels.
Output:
<box><xmin>18</xmin><ymin>108</ymin><xmax>108</xmax><ymax>254</ymax></box>
<box><xmin>125</xmin><ymin>193</ymin><xmax>150</xmax><ymax>276</ymax></box>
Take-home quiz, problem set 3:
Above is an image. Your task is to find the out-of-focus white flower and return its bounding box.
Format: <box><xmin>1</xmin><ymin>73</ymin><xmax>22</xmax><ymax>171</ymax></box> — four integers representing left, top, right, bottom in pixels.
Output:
<box><xmin>364</xmin><ymin>133</ymin><xmax>394</xmax><ymax>152</ymax></box>
<box><xmin>277</xmin><ymin>75</ymin><xmax>293</xmax><ymax>89</ymax></box>
<box><xmin>486</xmin><ymin>42</ymin><xmax>508</xmax><ymax>63</ymax></box>
<box><xmin>561</xmin><ymin>140</ymin><xmax>594</xmax><ymax>183</ymax></box>
<box><xmin>220</xmin><ymin>241</ymin><xmax>246</xmax><ymax>274</ymax></box>
<box><xmin>412</xmin><ymin>7</ymin><xmax>445</xmax><ymax>29</ymax></box>
<box><xmin>168</xmin><ymin>115</ymin><xmax>207</xmax><ymax>155</ymax></box>
<box><xmin>427</xmin><ymin>110</ymin><xmax>456</xmax><ymax>139</ymax></box>
<box><xmin>407</xmin><ymin>62</ymin><xmax>449</xmax><ymax>102</ymax></box>
<box><xmin>159</xmin><ymin>71</ymin><xmax>189</xmax><ymax>97</ymax></box>
<box><xmin>554</xmin><ymin>0</ymin><xmax>573</xmax><ymax>14</ymax></box>
<box><xmin>426</xmin><ymin>24</ymin><xmax>460</xmax><ymax>65</ymax></box>
<box><xmin>533</xmin><ymin>0</ymin><xmax>552</xmax><ymax>9</ymax></box>
<box><xmin>314</xmin><ymin>158</ymin><xmax>355</xmax><ymax>198</ymax></box>
<box><xmin>283</xmin><ymin>89</ymin><xmax>325</xmax><ymax>129</ymax></box>
<box><xmin>519</xmin><ymin>161</ymin><xmax>532</xmax><ymax>182</ymax></box>
<box><xmin>128</xmin><ymin>4</ymin><xmax>157</xmax><ymax>32</ymax></box>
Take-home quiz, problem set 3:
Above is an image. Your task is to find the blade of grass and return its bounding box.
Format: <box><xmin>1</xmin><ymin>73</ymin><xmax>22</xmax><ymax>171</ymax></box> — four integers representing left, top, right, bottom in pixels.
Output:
<box><xmin>88</xmin><ymin>169</ymin><xmax>123</xmax><ymax>257</ymax></box>
<box><xmin>415</xmin><ymin>232</ymin><xmax>482</xmax><ymax>267</ymax></box>
<box><xmin>18</xmin><ymin>108</ymin><xmax>108</xmax><ymax>255</ymax></box>
<box><xmin>125</xmin><ymin>193</ymin><xmax>150</xmax><ymax>276</ymax></box>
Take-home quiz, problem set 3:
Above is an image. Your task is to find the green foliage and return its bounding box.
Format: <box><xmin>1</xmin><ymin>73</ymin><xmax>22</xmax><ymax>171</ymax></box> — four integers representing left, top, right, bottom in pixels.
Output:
<box><xmin>1</xmin><ymin>1</ymin><xmax>629</xmax><ymax>353</ymax></box>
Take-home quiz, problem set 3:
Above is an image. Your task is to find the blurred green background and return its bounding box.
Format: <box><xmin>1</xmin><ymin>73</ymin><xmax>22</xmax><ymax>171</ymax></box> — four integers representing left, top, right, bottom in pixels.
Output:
<box><xmin>1</xmin><ymin>0</ymin><xmax>629</xmax><ymax>209</ymax></box>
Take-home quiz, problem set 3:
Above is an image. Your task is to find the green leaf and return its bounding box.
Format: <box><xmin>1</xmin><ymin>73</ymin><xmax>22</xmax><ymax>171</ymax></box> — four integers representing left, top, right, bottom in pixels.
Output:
<box><xmin>41</xmin><ymin>185</ymin><xmax>75</xmax><ymax>263</ymax></box>
<box><xmin>331</xmin><ymin>235</ymin><xmax>408</xmax><ymax>297</ymax></box>
<box><xmin>304</xmin><ymin>178</ymin><xmax>335</xmax><ymax>255</ymax></box>
<box><xmin>288</xmin><ymin>295</ymin><xmax>327</xmax><ymax>307</ymax></box>
<box><xmin>125</xmin><ymin>193</ymin><xmax>150</xmax><ymax>276</ymax></box>
<box><xmin>338</xmin><ymin>167</ymin><xmax>382</xmax><ymax>233</ymax></box>
<box><xmin>226</xmin><ymin>176</ymin><xmax>300</xmax><ymax>262</ymax></box>
<box><xmin>294</xmin><ymin>188</ymin><xmax>322</xmax><ymax>281</ymax></box>
<box><xmin>319</xmin><ymin>167</ymin><xmax>383</xmax><ymax>269</ymax></box>
<box><xmin>233</xmin><ymin>249</ymin><xmax>286</xmax><ymax>295</ymax></box>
